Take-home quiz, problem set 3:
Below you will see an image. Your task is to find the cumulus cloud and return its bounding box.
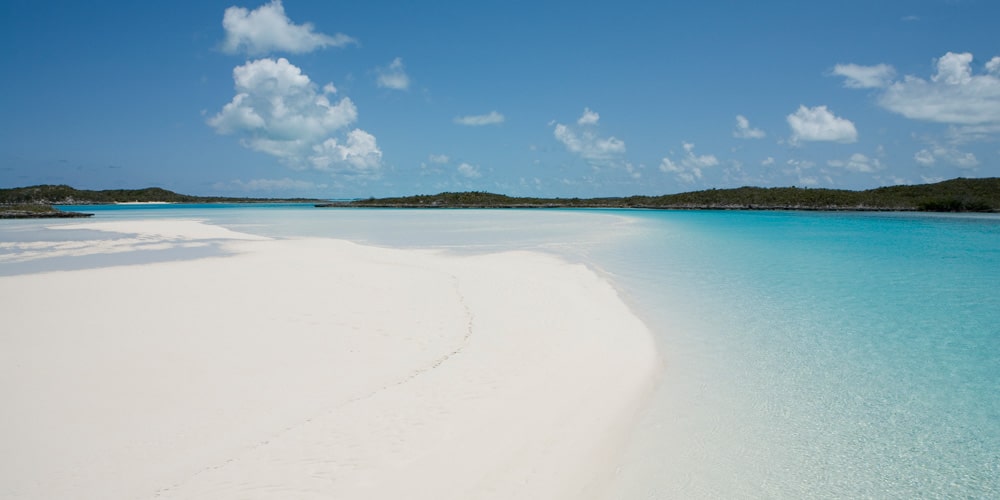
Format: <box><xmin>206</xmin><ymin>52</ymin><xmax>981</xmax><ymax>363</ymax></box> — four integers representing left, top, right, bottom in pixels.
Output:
<box><xmin>221</xmin><ymin>0</ymin><xmax>355</xmax><ymax>55</ymax></box>
<box><xmin>876</xmin><ymin>52</ymin><xmax>1000</xmax><ymax>126</ymax></box>
<box><xmin>987</xmin><ymin>57</ymin><xmax>1000</xmax><ymax>75</ymax></box>
<box><xmin>454</xmin><ymin>111</ymin><xmax>505</xmax><ymax>126</ymax></box>
<box><xmin>827</xmin><ymin>153</ymin><xmax>884</xmax><ymax>173</ymax></box>
<box><xmin>832</xmin><ymin>63</ymin><xmax>896</xmax><ymax>89</ymax></box>
<box><xmin>457</xmin><ymin>162</ymin><xmax>482</xmax><ymax>178</ymax></box>
<box><xmin>554</xmin><ymin>125</ymin><xmax>626</xmax><ymax>160</ymax></box>
<box><xmin>553</xmin><ymin>108</ymin><xmax>625</xmax><ymax>161</ymax></box>
<box><xmin>934</xmin><ymin>52</ymin><xmax>973</xmax><ymax>84</ymax></box>
<box><xmin>376</xmin><ymin>57</ymin><xmax>410</xmax><ymax>90</ymax></box>
<box><xmin>733</xmin><ymin>115</ymin><xmax>766</xmax><ymax>139</ymax></box>
<box><xmin>577</xmin><ymin>107</ymin><xmax>600</xmax><ymax>126</ymax></box>
<box><xmin>428</xmin><ymin>154</ymin><xmax>450</xmax><ymax>164</ymax></box>
<box><xmin>311</xmin><ymin>129</ymin><xmax>382</xmax><ymax>172</ymax></box>
<box><xmin>208</xmin><ymin>58</ymin><xmax>381</xmax><ymax>176</ymax></box>
<box><xmin>761</xmin><ymin>156</ymin><xmax>775</xmax><ymax>166</ymax></box>
<box><xmin>787</xmin><ymin>105</ymin><xmax>858</xmax><ymax>143</ymax></box>
<box><xmin>912</xmin><ymin>146</ymin><xmax>979</xmax><ymax>169</ymax></box>
<box><xmin>659</xmin><ymin>142</ymin><xmax>719</xmax><ymax>183</ymax></box>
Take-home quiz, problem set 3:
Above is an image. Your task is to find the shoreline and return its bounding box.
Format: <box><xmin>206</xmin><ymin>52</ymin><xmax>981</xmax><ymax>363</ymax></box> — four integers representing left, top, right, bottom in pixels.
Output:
<box><xmin>0</xmin><ymin>220</ymin><xmax>660</xmax><ymax>499</ymax></box>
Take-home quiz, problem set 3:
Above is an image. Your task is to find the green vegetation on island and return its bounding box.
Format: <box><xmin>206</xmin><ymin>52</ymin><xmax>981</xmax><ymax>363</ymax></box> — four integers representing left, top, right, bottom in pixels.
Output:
<box><xmin>338</xmin><ymin>177</ymin><xmax>999</xmax><ymax>212</ymax></box>
<box><xmin>0</xmin><ymin>185</ymin><xmax>324</xmax><ymax>219</ymax></box>
<box><xmin>3</xmin><ymin>178</ymin><xmax>998</xmax><ymax>216</ymax></box>
<box><xmin>0</xmin><ymin>204</ymin><xmax>93</xmax><ymax>219</ymax></box>
<box><xmin>0</xmin><ymin>185</ymin><xmax>323</xmax><ymax>205</ymax></box>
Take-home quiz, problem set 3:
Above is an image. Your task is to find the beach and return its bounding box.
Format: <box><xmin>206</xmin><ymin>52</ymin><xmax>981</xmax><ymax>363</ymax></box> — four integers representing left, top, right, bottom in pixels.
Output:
<box><xmin>0</xmin><ymin>220</ymin><xmax>660</xmax><ymax>499</ymax></box>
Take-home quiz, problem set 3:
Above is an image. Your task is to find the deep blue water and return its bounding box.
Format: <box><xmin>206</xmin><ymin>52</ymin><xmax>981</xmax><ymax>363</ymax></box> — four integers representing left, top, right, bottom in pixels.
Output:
<box><xmin>7</xmin><ymin>205</ymin><xmax>1000</xmax><ymax>497</ymax></box>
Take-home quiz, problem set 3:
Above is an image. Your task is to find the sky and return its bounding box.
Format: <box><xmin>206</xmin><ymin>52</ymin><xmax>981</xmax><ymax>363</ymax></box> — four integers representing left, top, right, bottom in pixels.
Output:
<box><xmin>2</xmin><ymin>0</ymin><xmax>999</xmax><ymax>198</ymax></box>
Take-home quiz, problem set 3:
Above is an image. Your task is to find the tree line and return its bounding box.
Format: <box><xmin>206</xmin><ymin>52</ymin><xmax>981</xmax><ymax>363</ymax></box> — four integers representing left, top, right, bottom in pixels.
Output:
<box><xmin>344</xmin><ymin>178</ymin><xmax>999</xmax><ymax>212</ymax></box>
<box><xmin>4</xmin><ymin>178</ymin><xmax>997</xmax><ymax>212</ymax></box>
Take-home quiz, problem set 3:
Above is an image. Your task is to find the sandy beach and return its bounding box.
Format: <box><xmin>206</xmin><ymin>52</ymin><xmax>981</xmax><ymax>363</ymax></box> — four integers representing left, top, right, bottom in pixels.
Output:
<box><xmin>0</xmin><ymin>220</ymin><xmax>659</xmax><ymax>499</ymax></box>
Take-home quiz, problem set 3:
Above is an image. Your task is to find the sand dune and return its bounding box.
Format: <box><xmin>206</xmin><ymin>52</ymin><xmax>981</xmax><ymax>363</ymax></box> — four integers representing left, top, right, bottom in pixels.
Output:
<box><xmin>0</xmin><ymin>220</ymin><xmax>659</xmax><ymax>499</ymax></box>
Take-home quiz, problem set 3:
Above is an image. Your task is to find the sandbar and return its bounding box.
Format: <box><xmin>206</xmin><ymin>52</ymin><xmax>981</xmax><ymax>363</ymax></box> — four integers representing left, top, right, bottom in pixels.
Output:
<box><xmin>0</xmin><ymin>220</ymin><xmax>659</xmax><ymax>499</ymax></box>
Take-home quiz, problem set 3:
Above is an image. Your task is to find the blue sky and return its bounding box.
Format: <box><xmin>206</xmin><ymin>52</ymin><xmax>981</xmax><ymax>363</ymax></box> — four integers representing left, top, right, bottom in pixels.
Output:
<box><xmin>2</xmin><ymin>0</ymin><xmax>998</xmax><ymax>198</ymax></box>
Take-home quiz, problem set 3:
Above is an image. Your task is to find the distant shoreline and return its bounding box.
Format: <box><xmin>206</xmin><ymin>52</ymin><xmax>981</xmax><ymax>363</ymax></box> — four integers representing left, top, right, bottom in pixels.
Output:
<box><xmin>328</xmin><ymin>177</ymin><xmax>1000</xmax><ymax>212</ymax></box>
<box><xmin>317</xmin><ymin>202</ymin><xmax>932</xmax><ymax>212</ymax></box>
<box><xmin>0</xmin><ymin>205</ymin><xmax>93</xmax><ymax>219</ymax></box>
<box><xmin>3</xmin><ymin>177</ymin><xmax>998</xmax><ymax>213</ymax></box>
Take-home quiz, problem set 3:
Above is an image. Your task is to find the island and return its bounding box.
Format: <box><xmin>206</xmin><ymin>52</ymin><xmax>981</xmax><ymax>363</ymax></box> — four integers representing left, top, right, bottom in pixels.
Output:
<box><xmin>326</xmin><ymin>177</ymin><xmax>1000</xmax><ymax>212</ymax></box>
<box><xmin>0</xmin><ymin>204</ymin><xmax>94</xmax><ymax>219</ymax></box>
<box><xmin>0</xmin><ymin>185</ymin><xmax>324</xmax><ymax>219</ymax></box>
<box><xmin>2</xmin><ymin>177</ymin><xmax>998</xmax><ymax>216</ymax></box>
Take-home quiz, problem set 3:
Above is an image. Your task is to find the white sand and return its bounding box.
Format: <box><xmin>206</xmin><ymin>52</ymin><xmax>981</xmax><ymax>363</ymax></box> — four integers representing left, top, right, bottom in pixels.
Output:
<box><xmin>0</xmin><ymin>220</ymin><xmax>659</xmax><ymax>499</ymax></box>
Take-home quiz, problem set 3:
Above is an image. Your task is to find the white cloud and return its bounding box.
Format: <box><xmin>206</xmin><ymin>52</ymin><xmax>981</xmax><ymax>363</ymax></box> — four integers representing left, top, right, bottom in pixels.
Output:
<box><xmin>987</xmin><ymin>57</ymin><xmax>1000</xmax><ymax>75</ymax></box>
<box><xmin>877</xmin><ymin>51</ymin><xmax>1000</xmax><ymax>125</ymax></box>
<box><xmin>787</xmin><ymin>105</ymin><xmax>858</xmax><ymax>143</ymax></box>
<box><xmin>454</xmin><ymin>111</ymin><xmax>505</xmax><ymax>126</ymax></box>
<box><xmin>832</xmin><ymin>63</ymin><xmax>896</xmax><ymax>89</ymax></box>
<box><xmin>554</xmin><ymin>125</ymin><xmax>625</xmax><ymax>161</ymax></box>
<box><xmin>376</xmin><ymin>57</ymin><xmax>410</xmax><ymax>90</ymax></box>
<box><xmin>733</xmin><ymin>114</ymin><xmax>766</xmax><ymax>139</ymax></box>
<box><xmin>827</xmin><ymin>153</ymin><xmax>884</xmax><ymax>173</ymax></box>
<box><xmin>428</xmin><ymin>154</ymin><xmax>450</xmax><ymax>164</ymax></box>
<box><xmin>577</xmin><ymin>107</ymin><xmax>600</xmax><ymax>126</ymax></box>
<box><xmin>914</xmin><ymin>149</ymin><xmax>936</xmax><ymax>166</ymax></box>
<box><xmin>209</xmin><ymin>58</ymin><xmax>381</xmax><ymax>176</ymax></box>
<box><xmin>311</xmin><ymin>129</ymin><xmax>382</xmax><ymax>173</ymax></box>
<box><xmin>913</xmin><ymin>146</ymin><xmax>979</xmax><ymax>169</ymax></box>
<box><xmin>933</xmin><ymin>52</ymin><xmax>973</xmax><ymax>85</ymax></box>
<box><xmin>553</xmin><ymin>108</ymin><xmax>625</xmax><ymax>161</ymax></box>
<box><xmin>221</xmin><ymin>0</ymin><xmax>355</xmax><ymax>55</ymax></box>
<box><xmin>783</xmin><ymin>159</ymin><xmax>819</xmax><ymax>186</ymax></box>
<box><xmin>761</xmin><ymin>156</ymin><xmax>775</xmax><ymax>166</ymax></box>
<box><xmin>658</xmin><ymin>158</ymin><xmax>689</xmax><ymax>182</ymax></box>
<box><xmin>659</xmin><ymin>142</ymin><xmax>719</xmax><ymax>183</ymax></box>
<box><xmin>457</xmin><ymin>162</ymin><xmax>482</xmax><ymax>178</ymax></box>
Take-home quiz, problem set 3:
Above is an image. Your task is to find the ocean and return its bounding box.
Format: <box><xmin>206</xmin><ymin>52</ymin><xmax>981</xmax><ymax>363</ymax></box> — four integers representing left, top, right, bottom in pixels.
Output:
<box><xmin>7</xmin><ymin>204</ymin><xmax>1000</xmax><ymax>497</ymax></box>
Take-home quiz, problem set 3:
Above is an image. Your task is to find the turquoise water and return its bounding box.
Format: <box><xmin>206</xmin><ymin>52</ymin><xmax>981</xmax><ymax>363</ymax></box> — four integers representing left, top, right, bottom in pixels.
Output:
<box><xmin>8</xmin><ymin>206</ymin><xmax>1000</xmax><ymax>497</ymax></box>
<box><xmin>600</xmin><ymin>211</ymin><xmax>1000</xmax><ymax>498</ymax></box>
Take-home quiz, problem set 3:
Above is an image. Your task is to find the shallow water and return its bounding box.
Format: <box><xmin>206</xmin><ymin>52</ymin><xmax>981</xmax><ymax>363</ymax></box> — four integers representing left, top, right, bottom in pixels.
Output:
<box><xmin>8</xmin><ymin>205</ymin><xmax>1000</xmax><ymax>498</ymax></box>
<box><xmin>601</xmin><ymin>210</ymin><xmax>1000</xmax><ymax>498</ymax></box>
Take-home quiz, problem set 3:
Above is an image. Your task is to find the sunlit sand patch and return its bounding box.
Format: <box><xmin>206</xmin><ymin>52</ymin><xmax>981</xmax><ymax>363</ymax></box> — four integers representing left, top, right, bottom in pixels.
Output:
<box><xmin>0</xmin><ymin>219</ymin><xmax>659</xmax><ymax>499</ymax></box>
